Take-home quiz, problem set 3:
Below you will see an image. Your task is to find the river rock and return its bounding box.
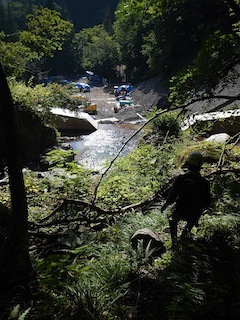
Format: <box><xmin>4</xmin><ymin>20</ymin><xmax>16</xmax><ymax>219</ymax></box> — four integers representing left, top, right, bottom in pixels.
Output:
<box><xmin>131</xmin><ymin>228</ymin><xmax>165</xmax><ymax>256</ymax></box>
<box><xmin>205</xmin><ymin>133</ymin><xmax>230</xmax><ymax>143</ymax></box>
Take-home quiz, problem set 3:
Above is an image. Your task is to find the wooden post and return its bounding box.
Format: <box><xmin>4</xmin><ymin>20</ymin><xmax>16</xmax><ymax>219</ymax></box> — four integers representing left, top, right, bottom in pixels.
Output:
<box><xmin>0</xmin><ymin>63</ymin><xmax>32</xmax><ymax>279</ymax></box>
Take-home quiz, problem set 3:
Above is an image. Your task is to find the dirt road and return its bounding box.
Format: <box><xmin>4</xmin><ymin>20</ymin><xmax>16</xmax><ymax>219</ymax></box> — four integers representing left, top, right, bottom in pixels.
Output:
<box><xmin>84</xmin><ymin>77</ymin><xmax>166</xmax><ymax>123</ymax></box>
<box><xmin>84</xmin><ymin>86</ymin><xmax>146</xmax><ymax>123</ymax></box>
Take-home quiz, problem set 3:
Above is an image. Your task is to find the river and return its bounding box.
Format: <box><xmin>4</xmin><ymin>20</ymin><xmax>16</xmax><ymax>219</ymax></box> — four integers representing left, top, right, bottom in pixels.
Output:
<box><xmin>69</xmin><ymin>123</ymin><xmax>141</xmax><ymax>171</ymax></box>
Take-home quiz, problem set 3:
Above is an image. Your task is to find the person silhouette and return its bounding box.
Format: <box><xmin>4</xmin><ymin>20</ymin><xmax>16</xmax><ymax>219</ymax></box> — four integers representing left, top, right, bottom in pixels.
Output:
<box><xmin>161</xmin><ymin>151</ymin><xmax>211</xmax><ymax>248</ymax></box>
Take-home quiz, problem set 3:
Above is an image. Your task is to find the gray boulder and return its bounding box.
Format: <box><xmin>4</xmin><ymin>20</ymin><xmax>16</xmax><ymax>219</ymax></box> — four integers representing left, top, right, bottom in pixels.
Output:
<box><xmin>131</xmin><ymin>228</ymin><xmax>165</xmax><ymax>256</ymax></box>
<box><xmin>205</xmin><ymin>133</ymin><xmax>230</xmax><ymax>143</ymax></box>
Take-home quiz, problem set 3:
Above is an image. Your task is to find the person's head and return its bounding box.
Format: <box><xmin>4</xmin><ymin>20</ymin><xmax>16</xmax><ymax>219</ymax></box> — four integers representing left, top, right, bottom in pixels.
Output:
<box><xmin>183</xmin><ymin>151</ymin><xmax>203</xmax><ymax>172</ymax></box>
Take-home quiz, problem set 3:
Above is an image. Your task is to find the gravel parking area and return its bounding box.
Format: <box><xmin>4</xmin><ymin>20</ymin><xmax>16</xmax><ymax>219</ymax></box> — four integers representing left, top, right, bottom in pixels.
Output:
<box><xmin>83</xmin><ymin>76</ymin><xmax>167</xmax><ymax>123</ymax></box>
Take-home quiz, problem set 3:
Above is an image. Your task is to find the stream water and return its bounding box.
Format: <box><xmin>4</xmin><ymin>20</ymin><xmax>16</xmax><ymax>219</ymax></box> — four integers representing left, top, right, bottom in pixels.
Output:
<box><xmin>69</xmin><ymin>123</ymin><xmax>141</xmax><ymax>171</ymax></box>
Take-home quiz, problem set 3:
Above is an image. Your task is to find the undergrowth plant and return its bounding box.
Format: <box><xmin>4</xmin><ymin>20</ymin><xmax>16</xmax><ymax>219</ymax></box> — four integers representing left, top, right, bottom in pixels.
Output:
<box><xmin>96</xmin><ymin>143</ymin><xmax>174</xmax><ymax>209</ymax></box>
<box><xmin>9</xmin><ymin>78</ymin><xmax>81</xmax><ymax>125</ymax></box>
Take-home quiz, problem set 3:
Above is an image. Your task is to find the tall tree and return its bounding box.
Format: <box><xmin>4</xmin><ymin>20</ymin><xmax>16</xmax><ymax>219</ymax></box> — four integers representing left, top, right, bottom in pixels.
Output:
<box><xmin>114</xmin><ymin>0</ymin><xmax>152</xmax><ymax>81</ymax></box>
<box><xmin>75</xmin><ymin>25</ymin><xmax>119</xmax><ymax>79</ymax></box>
<box><xmin>0</xmin><ymin>63</ymin><xmax>32</xmax><ymax>282</ymax></box>
<box><xmin>0</xmin><ymin>32</ymin><xmax>37</xmax><ymax>78</ymax></box>
<box><xmin>114</xmin><ymin>0</ymin><xmax>239</xmax><ymax>86</ymax></box>
<box><xmin>20</xmin><ymin>8</ymin><xmax>73</xmax><ymax>59</ymax></box>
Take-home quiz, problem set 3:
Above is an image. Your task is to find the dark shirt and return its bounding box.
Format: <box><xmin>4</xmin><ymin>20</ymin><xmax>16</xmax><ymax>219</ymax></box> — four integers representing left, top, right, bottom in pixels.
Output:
<box><xmin>165</xmin><ymin>170</ymin><xmax>211</xmax><ymax>221</ymax></box>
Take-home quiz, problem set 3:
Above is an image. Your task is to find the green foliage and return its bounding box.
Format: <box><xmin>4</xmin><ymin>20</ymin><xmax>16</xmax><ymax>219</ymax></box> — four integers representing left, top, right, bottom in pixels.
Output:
<box><xmin>114</xmin><ymin>0</ymin><xmax>235</xmax><ymax>81</ymax></box>
<box><xmin>0</xmin><ymin>32</ymin><xmax>38</xmax><ymax>78</ymax></box>
<box><xmin>20</xmin><ymin>8</ymin><xmax>73</xmax><ymax>59</ymax></box>
<box><xmin>97</xmin><ymin>143</ymin><xmax>174</xmax><ymax>208</ymax></box>
<box><xmin>26</xmin><ymin>165</ymin><xmax>93</xmax><ymax>221</ymax></box>
<box><xmin>65</xmin><ymin>245</ymin><xmax>132</xmax><ymax>319</ymax></box>
<box><xmin>190</xmin><ymin>119</ymin><xmax>215</xmax><ymax>137</ymax></box>
<box><xmin>210</xmin><ymin>172</ymin><xmax>240</xmax><ymax>215</ymax></box>
<box><xmin>114</xmin><ymin>0</ymin><xmax>152</xmax><ymax>80</ymax></box>
<box><xmin>0</xmin><ymin>6</ymin><xmax>73</xmax><ymax>78</ymax></box>
<box><xmin>9</xmin><ymin>305</ymin><xmax>31</xmax><ymax>320</ymax></box>
<box><xmin>169</xmin><ymin>31</ymin><xmax>239</xmax><ymax>105</ymax></box>
<box><xmin>30</xmin><ymin>209</ymin><xmax>169</xmax><ymax>319</ymax></box>
<box><xmin>148</xmin><ymin>109</ymin><xmax>182</xmax><ymax>137</ymax></box>
<box><xmin>45</xmin><ymin>149</ymin><xmax>76</xmax><ymax>168</ymax></box>
<box><xmin>199</xmin><ymin>214</ymin><xmax>240</xmax><ymax>246</ymax></box>
<box><xmin>75</xmin><ymin>25</ymin><xmax>119</xmax><ymax>79</ymax></box>
<box><xmin>9</xmin><ymin>79</ymin><xmax>80</xmax><ymax>125</ymax></box>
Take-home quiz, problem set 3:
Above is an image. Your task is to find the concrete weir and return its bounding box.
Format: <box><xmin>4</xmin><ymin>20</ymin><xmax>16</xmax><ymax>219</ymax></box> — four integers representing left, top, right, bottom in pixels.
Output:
<box><xmin>182</xmin><ymin>109</ymin><xmax>240</xmax><ymax>134</ymax></box>
<box><xmin>51</xmin><ymin>108</ymin><xmax>98</xmax><ymax>134</ymax></box>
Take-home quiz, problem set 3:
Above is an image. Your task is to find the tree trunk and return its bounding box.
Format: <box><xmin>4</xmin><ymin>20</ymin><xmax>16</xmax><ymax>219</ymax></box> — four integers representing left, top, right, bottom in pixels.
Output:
<box><xmin>0</xmin><ymin>64</ymin><xmax>32</xmax><ymax>282</ymax></box>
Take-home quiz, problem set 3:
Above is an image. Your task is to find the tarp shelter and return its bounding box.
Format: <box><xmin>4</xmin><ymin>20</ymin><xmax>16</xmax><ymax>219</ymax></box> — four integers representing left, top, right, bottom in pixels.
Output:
<box><xmin>117</xmin><ymin>84</ymin><xmax>133</xmax><ymax>93</ymax></box>
<box><xmin>85</xmin><ymin>71</ymin><xmax>102</xmax><ymax>85</ymax></box>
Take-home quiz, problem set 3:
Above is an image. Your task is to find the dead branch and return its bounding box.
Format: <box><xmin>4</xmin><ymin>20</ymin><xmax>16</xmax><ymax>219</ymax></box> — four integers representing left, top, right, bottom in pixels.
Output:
<box><xmin>206</xmin><ymin>167</ymin><xmax>240</xmax><ymax>178</ymax></box>
<box><xmin>37</xmin><ymin>200</ymin><xmax>65</xmax><ymax>223</ymax></box>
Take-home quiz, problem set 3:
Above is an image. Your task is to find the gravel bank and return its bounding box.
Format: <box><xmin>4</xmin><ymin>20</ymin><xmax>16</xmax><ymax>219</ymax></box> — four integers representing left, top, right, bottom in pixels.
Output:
<box><xmin>84</xmin><ymin>76</ymin><xmax>168</xmax><ymax>123</ymax></box>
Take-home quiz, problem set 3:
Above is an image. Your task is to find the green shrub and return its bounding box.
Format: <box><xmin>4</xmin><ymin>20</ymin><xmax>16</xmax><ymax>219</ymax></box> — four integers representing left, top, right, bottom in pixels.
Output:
<box><xmin>9</xmin><ymin>78</ymin><xmax>80</xmax><ymax>126</ymax></box>
<box><xmin>45</xmin><ymin>149</ymin><xmax>77</xmax><ymax>168</ymax></box>
<box><xmin>96</xmin><ymin>144</ymin><xmax>174</xmax><ymax>208</ymax></box>
<box><xmin>148</xmin><ymin>109</ymin><xmax>183</xmax><ymax>137</ymax></box>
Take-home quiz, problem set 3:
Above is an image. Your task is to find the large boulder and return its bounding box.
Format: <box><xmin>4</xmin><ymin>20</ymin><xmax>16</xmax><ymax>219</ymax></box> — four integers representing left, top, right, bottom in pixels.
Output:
<box><xmin>131</xmin><ymin>228</ymin><xmax>165</xmax><ymax>257</ymax></box>
<box><xmin>0</xmin><ymin>108</ymin><xmax>57</xmax><ymax>166</ymax></box>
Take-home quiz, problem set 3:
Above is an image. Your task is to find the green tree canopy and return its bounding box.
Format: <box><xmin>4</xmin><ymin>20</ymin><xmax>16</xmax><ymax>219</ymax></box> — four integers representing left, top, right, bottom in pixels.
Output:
<box><xmin>114</xmin><ymin>0</ymin><xmax>153</xmax><ymax>81</ymax></box>
<box><xmin>114</xmin><ymin>0</ymin><xmax>238</xmax><ymax>84</ymax></box>
<box><xmin>20</xmin><ymin>8</ymin><xmax>73</xmax><ymax>59</ymax></box>
<box><xmin>74</xmin><ymin>25</ymin><xmax>119</xmax><ymax>79</ymax></box>
<box><xmin>0</xmin><ymin>32</ymin><xmax>38</xmax><ymax>77</ymax></box>
<box><xmin>0</xmin><ymin>7</ymin><xmax>73</xmax><ymax>78</ymax></box>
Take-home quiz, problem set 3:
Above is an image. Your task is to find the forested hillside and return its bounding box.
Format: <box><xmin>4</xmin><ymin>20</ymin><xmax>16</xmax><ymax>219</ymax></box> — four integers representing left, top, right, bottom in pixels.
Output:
<box><xmin>0</xmin><ymin>0</ymin><xmax>119</xmax><ymax>32</ymax></box>
<box><xmin>59</xmin><ymin>0</ymin><xmax>119</xmax><ymax>30</ymax></box>
<box><xmin>0</xmin><ymin>0</ymin><xmax>238</xmax><ymax>87</ymax></box>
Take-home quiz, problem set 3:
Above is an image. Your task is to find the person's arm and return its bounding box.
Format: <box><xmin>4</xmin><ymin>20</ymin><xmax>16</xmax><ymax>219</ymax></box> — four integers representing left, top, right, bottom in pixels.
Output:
<box><xmin>161</xmin><ymin>177</ymin><xmax>180</xmax><ymax>211</ymax></box>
